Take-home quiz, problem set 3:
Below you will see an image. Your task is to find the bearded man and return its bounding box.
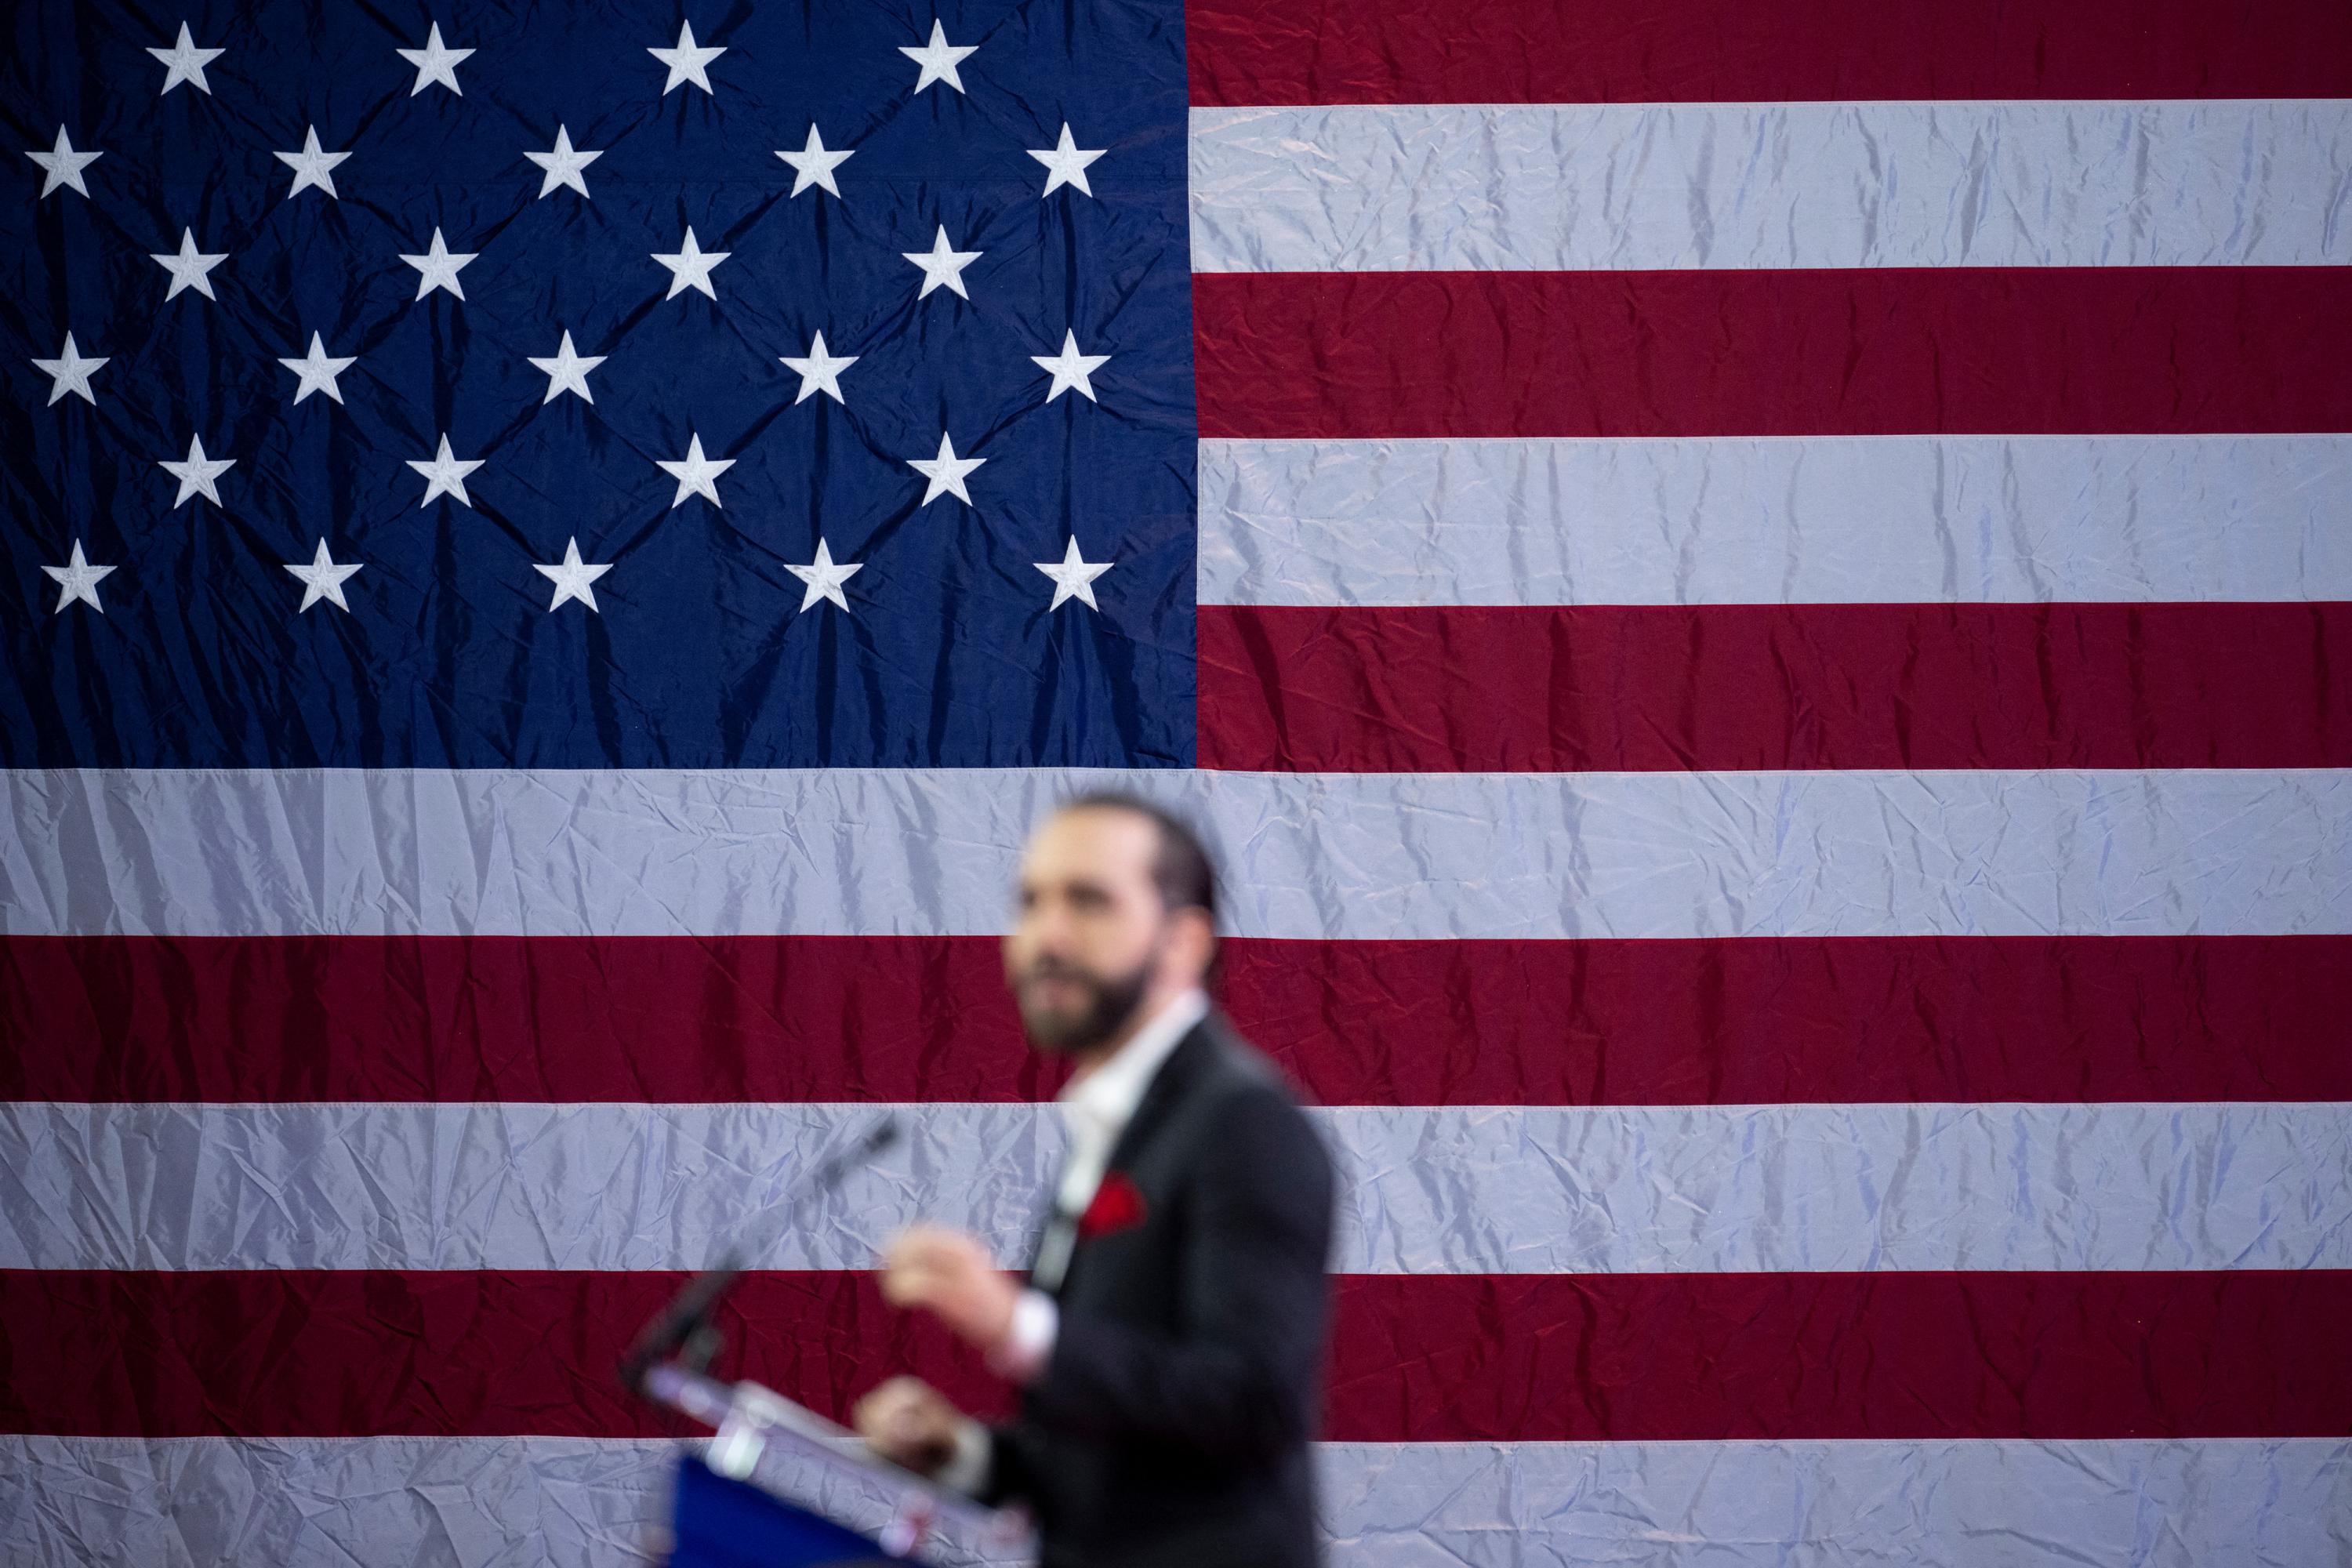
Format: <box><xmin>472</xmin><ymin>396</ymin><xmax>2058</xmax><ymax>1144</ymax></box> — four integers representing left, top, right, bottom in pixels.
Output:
<box><xmin>851</xmin><ymin>792</ymin><xmax>1336</xmax><ymax>1568</ymax></box>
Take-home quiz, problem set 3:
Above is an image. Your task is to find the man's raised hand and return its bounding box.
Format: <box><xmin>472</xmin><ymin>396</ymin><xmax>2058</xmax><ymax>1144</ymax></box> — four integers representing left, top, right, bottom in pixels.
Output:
<box><xmin>879</xmin><ymin>1222</ymin><xmax>1020</xmax><ymax>1353</ymax></box>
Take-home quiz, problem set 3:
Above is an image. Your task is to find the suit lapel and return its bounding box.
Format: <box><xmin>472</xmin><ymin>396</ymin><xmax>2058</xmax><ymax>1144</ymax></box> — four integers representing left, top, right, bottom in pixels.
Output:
<box><xmin>1098</xmin><ymin>1015</ymin><xmax>1215</xmax><ymax>1180</ymax></box>
<box><xmin>1026</xmin><ymin>1016</ymin><xmax>1220</xmax><ymax>1298</ymax></box>
<box><xmin>1022</xmin><ymin>1206</ymin><xmax>1061</xmax><ymax>1283</ymax></box>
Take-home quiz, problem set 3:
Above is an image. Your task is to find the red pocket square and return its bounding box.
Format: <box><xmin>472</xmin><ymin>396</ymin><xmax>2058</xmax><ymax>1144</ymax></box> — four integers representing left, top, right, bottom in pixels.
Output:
<box><xmin>1077</xmin><ymin>1171</ymin><xmax>1147</xmax><ymax>1239</ymax></box>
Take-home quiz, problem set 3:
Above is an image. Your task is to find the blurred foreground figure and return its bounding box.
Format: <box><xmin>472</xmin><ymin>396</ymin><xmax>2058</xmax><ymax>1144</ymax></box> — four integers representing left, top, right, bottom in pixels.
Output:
<box><xmin>857</xmin><ymin>793</ymin><xmax>1335</xmax><ymax>1568</ymax></box>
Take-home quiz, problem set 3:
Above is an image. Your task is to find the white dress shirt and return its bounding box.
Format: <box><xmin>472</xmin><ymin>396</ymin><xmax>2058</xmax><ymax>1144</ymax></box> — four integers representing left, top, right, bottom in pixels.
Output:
<box><xmin>1026</xmin><ymin>985</ymin><xmax>1208</xmax><ymax>1301</ymax></box>
<box><xmin>938</xmin><ymin>985</ymin><xmax>1208</xmax><ymax>1491</ymax></box>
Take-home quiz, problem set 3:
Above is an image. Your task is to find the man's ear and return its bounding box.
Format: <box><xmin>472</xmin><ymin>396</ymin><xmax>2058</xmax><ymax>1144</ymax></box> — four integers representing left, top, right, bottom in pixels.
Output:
<box><xmin>1169</xmin><ymin>905</ymin><xmax>1218</xmax><ymax>985</ymax></box>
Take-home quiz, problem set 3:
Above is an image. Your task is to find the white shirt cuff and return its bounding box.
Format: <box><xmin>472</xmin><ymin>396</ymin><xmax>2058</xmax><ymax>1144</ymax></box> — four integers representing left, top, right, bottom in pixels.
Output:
<box><xmin>934</xmin><ymin>1417</ymin><xmax>991</xmax><ymax>1497</ymax></box>
<box><xmin>987</xmin><ymin>1288</ymin><xmax>1058</xmax><ymax>1384</ymax></box>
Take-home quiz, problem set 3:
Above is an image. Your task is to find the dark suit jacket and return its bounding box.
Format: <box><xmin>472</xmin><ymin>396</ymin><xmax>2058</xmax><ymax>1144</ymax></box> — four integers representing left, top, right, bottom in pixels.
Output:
<box><xmin>983</xmin><ymin>1011</ymin><xmax>1336</xmax><ymax>1568</ymax></box>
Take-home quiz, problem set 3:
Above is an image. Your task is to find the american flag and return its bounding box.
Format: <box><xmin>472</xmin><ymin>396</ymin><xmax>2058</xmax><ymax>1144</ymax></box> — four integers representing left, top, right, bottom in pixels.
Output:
<box><xmin>5</xmin><ymin>0</ymin><xmax>2351</xmax><ymax>1563</ymax></box>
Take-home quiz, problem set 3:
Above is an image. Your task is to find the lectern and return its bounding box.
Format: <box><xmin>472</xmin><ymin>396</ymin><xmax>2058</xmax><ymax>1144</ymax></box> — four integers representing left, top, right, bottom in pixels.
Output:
<box><xmin>641</xmin><ymin>1363</ymin><xmax>1031</xmax><ymax>1568</ymax></box>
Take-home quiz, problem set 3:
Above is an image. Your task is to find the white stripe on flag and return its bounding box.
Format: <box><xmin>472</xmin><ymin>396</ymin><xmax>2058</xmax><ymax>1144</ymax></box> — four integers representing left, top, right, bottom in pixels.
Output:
<box><xmin>1198</xmin><ymin>436</ymin><xmax>2352</xmax><ymax>607</ymax></box>
<box><xmin>5</xmin><ymin>1436</ymin><xmax>2345</xmax><ymax>1568</ymax></box>
<box><xmin>1188</xmin><ymin>101</ymin><xmax>2352</xmax><ymax>273</ymax></box>
<box><xmin>1317</xmin><ymin>1438</ymin><xmax>2352</xmax><ymax>1567</ymax></box>
<box><xmin>0</xmin><ymin>1437</ymin><xmax>678</xmax><ymax>1568</ymax></box>
<box><xmin>8</xmin><ymin>1100</ymin><xmax>2347</xmax><ymax>1274</ymax></box>
<box><xmin>7</xmin><ymin>768</ymin><xmax>2347</xmax><ymax>940</ymax></box>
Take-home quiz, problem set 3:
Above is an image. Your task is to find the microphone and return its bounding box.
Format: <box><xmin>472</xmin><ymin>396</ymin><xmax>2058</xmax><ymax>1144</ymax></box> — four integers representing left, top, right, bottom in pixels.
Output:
<box><xmin>620</xmin><ymin>1113</ymin><xmax>902</xmax><ymax>1396</ymax></box>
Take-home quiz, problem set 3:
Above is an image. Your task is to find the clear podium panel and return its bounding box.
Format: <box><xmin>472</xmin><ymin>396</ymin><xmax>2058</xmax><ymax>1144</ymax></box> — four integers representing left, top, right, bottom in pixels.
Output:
<box><xmin>640</xmin><ymin>1366</ymin><xmax>1031</xmax><ymax>1568</ymax></box>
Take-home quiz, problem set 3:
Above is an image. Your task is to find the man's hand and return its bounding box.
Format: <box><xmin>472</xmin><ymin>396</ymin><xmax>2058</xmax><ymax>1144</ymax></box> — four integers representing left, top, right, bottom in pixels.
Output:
<box><xmin>880</xmin><ymin>1223</ymin><xmax>1021</xmax><ymax>1354</ymax></box>
<box><xmin>851</xmin><ymin>1375</ymin><xmax>966</xmax><ymax>1476</ymax></box>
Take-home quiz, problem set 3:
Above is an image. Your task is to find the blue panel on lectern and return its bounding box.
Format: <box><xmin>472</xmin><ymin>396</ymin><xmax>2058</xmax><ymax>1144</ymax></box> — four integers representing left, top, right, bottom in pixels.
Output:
<box><xmin>669</xmin><ymin>1454</ymin><xmax>895</xmax><ymax>1568</ymax></box>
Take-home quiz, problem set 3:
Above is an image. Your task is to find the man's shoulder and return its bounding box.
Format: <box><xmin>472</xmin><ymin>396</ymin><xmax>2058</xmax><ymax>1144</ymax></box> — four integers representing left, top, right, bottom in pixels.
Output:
<box><xmin>1162</xmin><ymin>1016</ymin><xmax>1335</xmax><ymax>1232</ymax></box>
<box><xmin>1165</xmin><ymin>1014</ymin><xmax>1328</xmax><ymax>1171</ymax></box>
<box><xmin>1189</xmin><ymin>1011</ymin><xmax>1309</xmax><ymax>1112</ymax></box>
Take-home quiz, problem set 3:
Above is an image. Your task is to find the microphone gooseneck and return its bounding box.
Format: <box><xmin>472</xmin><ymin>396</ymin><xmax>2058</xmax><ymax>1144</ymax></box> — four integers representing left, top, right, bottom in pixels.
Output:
<box><xmin>619</xmin><ymin>1114</ymin><xmax>902</xmax><ymax>1395</ymax></box>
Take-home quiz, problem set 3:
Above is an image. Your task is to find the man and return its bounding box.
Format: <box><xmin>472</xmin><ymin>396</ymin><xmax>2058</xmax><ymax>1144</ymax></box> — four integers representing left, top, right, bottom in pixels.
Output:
<box><xmin>852</xmin><ymin>793</ymin><xmax>1336</xmax><ymax>1568</ymax></box>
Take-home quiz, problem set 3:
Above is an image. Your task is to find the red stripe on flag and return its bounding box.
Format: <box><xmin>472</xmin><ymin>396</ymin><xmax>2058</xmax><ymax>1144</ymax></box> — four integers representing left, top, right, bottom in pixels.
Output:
<box><xmin>1196</xmin><ymin>602</ymin><xmax>2352</xmax><ymax>772</ymax></box>
<box><xmin>0</xmin><ymin>1270</ymin><xmax>1001</xmax><ymax>1441</ymax></box>
<box><xmin>4</xmin><ymin>1269</ymin><xmax>2346</xmax><ymax>1441</ymax></box>
<box><xmin>0</xmin><ymin>935</ymin><xmax>1051</xmax><ymax>1105</ymax></box>
<box><xmin>1185</xmin><ymin>0</ymin><xmax>2352</xmax><ymax>104</ymax></box>
<box><xmin>1327</xmin><ymin>1272</ymin><xmax>2352</xmax><ymax>1442</ymax></box>
<box><xmin>1193</xmin><ymin>270</ymin><xmax>2352</xmax><ymax>438</ymax></box>
<box><xmin>11</xmin><ymin>934</ymin><xmax>2350</xmax><ymax>1105</ymax></box>
<box><xmin>13</xmin><ymin>934</ymin><xmax>2350</xmax><ymax>1105</ymax></box>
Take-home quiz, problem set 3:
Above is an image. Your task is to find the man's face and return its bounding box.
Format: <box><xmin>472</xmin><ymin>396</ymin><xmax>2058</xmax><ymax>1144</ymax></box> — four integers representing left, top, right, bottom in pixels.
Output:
<box><xmin>1005</xmin><ymin>808</ymin><xmax>1170</xmax><ymax>1053</ymax></box>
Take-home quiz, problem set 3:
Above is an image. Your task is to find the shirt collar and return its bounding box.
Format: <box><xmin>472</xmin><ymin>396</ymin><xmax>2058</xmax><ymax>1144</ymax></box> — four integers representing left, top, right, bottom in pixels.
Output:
<box><xmin>1058</xmin><ymin>986</ymin><xmax>1209</xmax><ymax>1134</ymax></box>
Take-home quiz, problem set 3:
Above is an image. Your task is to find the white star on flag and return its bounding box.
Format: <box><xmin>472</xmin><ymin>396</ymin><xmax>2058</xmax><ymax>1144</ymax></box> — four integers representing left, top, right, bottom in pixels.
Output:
<box><xmin>278</xmin><ymin>332</ymin><xmax>358</xmax><ymax>405</ymax></box>
<box><xmin>529</xmin><ymin>331</ymin><xmax>604</xmax><ymax>404</ymax></box>
<box><xmin>401</xmin><ymin>227</ymin><xmax>477</xmax><ymax>300</ymax></box>
<box><xmin>779</xmin><ymin>332</ymin><xmax>857</xmax><ymax>405</ymax></box>
<box><xmin>26</xmin><ymin>129</ymin><xmax>101</xmax><ymax>199</ymax></box>
<box><xmin>650</xmin><ymin>20</ymin><xmax>724</xmax><ymax>94</ymax></box>
<box><xmin>274</xmin><ymin>126</ymin><xmax>350</xmax><ymax>200</ymax></box>
<box><xmin>526</xmin><ymin>126</ymin><xmax>602</xmax><ymax>199</ymax></box>
<box><xmin>151</xmin><ymin>229</ymin><xmax>227</xmax><ymax>300</ymax></box>
<box><xmin>535</xmin><ymin>537</ymin><xmax>611</xmax><ymax>612</ymax></box>
<box><xmin>908</xmin><ymin>431</ymin><xmax>985</xmax><ymax>506</ymax></box>
<box><xmin>1034</xmin><ymin>537</ymin><xmax>1113</xmax><ymax>611</ymax></box>
<box><xmin>786</xmin><ymin>539</ymin><xmax>863</xmax><ymax>613</ymax></box>
<box><xmin>653</xmin><ymin>226</ymin><xmax>730</xmax><ymax>299</ymax></box>
<box><xmin>42</xmin><ymin>540</ymin><xmax>115</xmax><ymax>614</ymax></box>
<box><xmin>775</xmin><ymin>125</ymin><xmax>854</xmax><ymax>198</ymax></box>
<box><xmin>397</xmin><ymin>21</ymin><xmax>473</xmax><ymax>95</ymax></box>
<box><xmin>1032</xmin><ymin>329</ymin><xmax>1110</xmax><ymax>403</ymax></box>
<box><xmin>32</xmin><ymin>332</ymin><xmax>107</xmax><ymax>406</ymax></box>
<box><xmin>1027</xmin><ymin>124</ymin><xmax>1104</xmax><ymax>197</ymax></box>
<box><xmin>903</xmin><ymin>226</ymin><xmax>982</xmax><ymax>299</ymax></box>
<box><xmin>159</xmin><ymin>434</ymin><xmax>234</xmax><ymax>507</ymax></box>
<box><xmin>283</xmin><ymin>540</ymin><xmax>363</xmax><ymax>613</ymax></box>
<box><xmin>899</xmin><ymin>19</ymin><xmax>976</xmax><ymax>94</ymax></box>
<box><xmin>408</xmin><ymin>434</ymin><xmax>485</xmax><ymax>507</ymax></box>
<box><xmin>657</xmin><ymin>434</ymin><xmax>735</xmax><ymax>508</ymax></box>
<box><xmin>147</xmin><ymin>23</ymin><xmax>223</xmax><ymax>96</ymax></box>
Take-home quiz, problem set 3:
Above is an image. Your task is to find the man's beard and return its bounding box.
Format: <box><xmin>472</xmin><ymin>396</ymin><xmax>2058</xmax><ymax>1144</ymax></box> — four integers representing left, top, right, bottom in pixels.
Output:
<box><xmin>1014</xmin><ymin>955</ymin><xmax>1155</xmax><ymax>1054</ymax></box>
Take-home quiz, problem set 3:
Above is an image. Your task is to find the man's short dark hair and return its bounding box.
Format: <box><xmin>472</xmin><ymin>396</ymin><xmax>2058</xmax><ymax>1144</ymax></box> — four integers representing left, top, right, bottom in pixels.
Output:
<box><xmin>1058</xmin><ymin>791</ymin><xmax>1218</xmax><ymax>922</ymax></box>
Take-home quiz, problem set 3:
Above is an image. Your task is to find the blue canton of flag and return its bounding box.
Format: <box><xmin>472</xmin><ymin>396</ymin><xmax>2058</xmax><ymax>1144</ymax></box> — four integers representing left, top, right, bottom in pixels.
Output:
<box><xmin>2</xmin><ymin>1</ymin><xmax>1196</xmax><ymax>768</ymax></box>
